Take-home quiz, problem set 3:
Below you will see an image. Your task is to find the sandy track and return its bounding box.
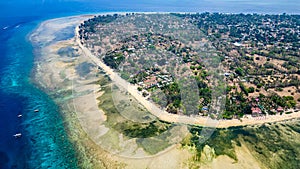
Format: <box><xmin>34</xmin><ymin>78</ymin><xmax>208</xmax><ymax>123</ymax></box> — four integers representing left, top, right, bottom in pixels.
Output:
<box><xmin>75</xmin><ymin>25</ymin><xmax>300</xmax><ymax>128</ymax></box>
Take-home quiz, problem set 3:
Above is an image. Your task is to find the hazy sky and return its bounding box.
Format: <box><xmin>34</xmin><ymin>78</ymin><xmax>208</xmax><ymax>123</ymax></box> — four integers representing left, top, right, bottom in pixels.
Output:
<box><xmin>1</xmin><ymin>0</ymin><xmax>299</xmax><ymax>19</ymax></box>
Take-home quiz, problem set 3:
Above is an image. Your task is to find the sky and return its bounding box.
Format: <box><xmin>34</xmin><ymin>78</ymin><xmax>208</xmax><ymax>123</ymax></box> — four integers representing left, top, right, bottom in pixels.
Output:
<box><xmin>0</xmin><ymin>0</ymin><xmax>299</xmax><ymax>20</ymax></box>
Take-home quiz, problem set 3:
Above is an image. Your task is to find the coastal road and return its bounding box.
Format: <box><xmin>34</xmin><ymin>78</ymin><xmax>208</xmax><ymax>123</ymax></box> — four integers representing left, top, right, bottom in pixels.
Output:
<box><xmin>75</xmin><ymin>25</ymin><xmax>300</xmax><ymax>128</ymax></box>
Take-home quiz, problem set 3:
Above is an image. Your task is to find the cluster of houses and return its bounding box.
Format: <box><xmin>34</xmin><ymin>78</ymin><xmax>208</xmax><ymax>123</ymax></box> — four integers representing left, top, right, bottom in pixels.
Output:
<box><xmin>80</xmin><ymin>13</ymin><xmax>299</xmax><ymax>118</ymax></box>
<box><xmin>251</xmin><ymin>106</ymin><xmax>285</xmax><ymax>117</ymax></box>
<box><xmin>250</xmin><ymin>97</ymin><xmax>285</xmax><ymax>117</ymax></box>
<box><xmin>204</xmin><ymin>14</ymin><xmax>299</xmax><ymax>54</ymax></box>
<box><xmin>137</xmin><ymin>71</ymin><xmax>173</xmax><ymax>89</ymax></box>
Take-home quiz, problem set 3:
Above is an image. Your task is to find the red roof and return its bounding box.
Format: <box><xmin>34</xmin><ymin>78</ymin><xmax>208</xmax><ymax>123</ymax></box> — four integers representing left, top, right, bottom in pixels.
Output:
<box><xmin>251</xmin><ymin>107</ymin><xmax>262</xmax><ymax>114</ymax></box>
<box><xmin>144</xmin><ymin>76</ymin><xmax>157</xmax><ymax>86</ymax></box>
<box><xmin>277</xmin><ymin>107</ymin><xmax>284</xmax><ymax>112</ymax></box>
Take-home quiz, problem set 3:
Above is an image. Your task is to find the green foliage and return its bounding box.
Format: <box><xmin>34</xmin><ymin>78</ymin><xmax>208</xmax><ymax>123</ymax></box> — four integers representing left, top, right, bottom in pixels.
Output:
<box><xmin>226</xmin><ymin>86</ymin><xmax>233</xmax><ymax>92</ymax></box>
<box><xmin>248</xmin><ymin>87</ymin><xmax>255</xmax><ymax>93</ymax></box>
<box><xmin>213</xmin><ymin>33</ymin><xmax>221</xmax><ymax>38</ymax></box>
<box><xmin>80</xmin><ymin>14</ymin><xmax>119</xmax><ymax>35</ymax></box>
<box><xmin>239</xmin><ymin>82</ymin><xmax>248</xmax><ymax>96</ymax></box>
<box><xmin>103</xmin><ymin>52</ymin><xmax>125</xmax><ymax>69</ymax></box>
<box><xmin>163</xmin><ymin>82</ymin><xmax>181</xmax><ymax>109</ymax></box>
<box><xmin>114</xmin><ymin>121</ymin><xmax>170</xmax><ymax>138</ymax></box>
<box><xmin>256</xmin><ymin>92</ymin><xmax>297</xmax><ymax>110</ymax></box>
<box><xmin>190</xmin><ymin>65</ymin><xmax>196</xmax><ymax>70</ymax></box>
<box><xmin>235</xmin><ymin>67</ymin><xmax>245</xmax><ymax>76</ymax></box>
<box><xmin>257</xmin><ymin>83</ymin><xmax>263</xmax><ymax>88</ymax></box>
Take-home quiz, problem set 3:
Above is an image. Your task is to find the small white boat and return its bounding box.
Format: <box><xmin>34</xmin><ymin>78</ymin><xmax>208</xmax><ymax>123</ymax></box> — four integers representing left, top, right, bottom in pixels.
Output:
<box><xmin>13</xmin><ymin>133</ymin><xmax>22</xmax><ymax>138</ymax></box>
<box><xmin>18</xmin><ymin>114</ymin><xmax>22</xmax><ymax>118</ymax></box>
<box><xmin>34</xmin><ymin>109</ymin><xmax>39</xmax><ymax>112</ymax></box>
<box><xmin>3</xmin><ymin>26</ymin><xmax>8</xmax><ymax>30</ymax></box>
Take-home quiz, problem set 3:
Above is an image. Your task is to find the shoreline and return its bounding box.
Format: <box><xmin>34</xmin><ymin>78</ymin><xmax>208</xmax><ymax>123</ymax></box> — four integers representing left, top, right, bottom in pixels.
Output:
<box><xmin>74</xmin><ymin>15</ymin><xmax>300</xmax><ymax>128</ymax></box>
<box><xmin>30</xmin><ymin>13</ymin><xmax>300</xmax><ymax>169</ymax></box>
<box><xmin>31</xmin><ymin>14</ymin><xmax>194</xmax><ymax>168</ymax></box>
<box><xmin>30</xmin><ymin>15</ymin><xmax>125</xmax><ymax>168</ymax></box>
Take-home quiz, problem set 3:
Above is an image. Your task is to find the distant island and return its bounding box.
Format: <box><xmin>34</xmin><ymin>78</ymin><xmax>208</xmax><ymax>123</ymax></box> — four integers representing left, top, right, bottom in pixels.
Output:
<box><xmin>78</xmin><ymin>13</ymin><xmax>299</xmax><ymax>123</ymax></box>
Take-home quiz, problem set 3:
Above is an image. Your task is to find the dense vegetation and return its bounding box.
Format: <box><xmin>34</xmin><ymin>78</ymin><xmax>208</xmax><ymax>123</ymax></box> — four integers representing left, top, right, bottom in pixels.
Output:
<box><xmin>78</xmin><ymin>14</ymin><xmax>119</xmax><ymax>41</ymax></box>
<box><xmin>173</xmin><ymin>12</ymin><xmax>300</xmax><ymax>118</ymax></box>
<box><xmin>80</xmin><ymin>13</ymin><xmax>300</xmax><ymax>119</ymax></box>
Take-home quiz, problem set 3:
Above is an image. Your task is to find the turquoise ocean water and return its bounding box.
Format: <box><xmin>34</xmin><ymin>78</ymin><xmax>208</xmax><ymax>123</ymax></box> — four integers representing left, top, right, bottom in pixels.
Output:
<box><xmin>0</xmin><ymin>16</ymin><xmax>78</xmax><ymax>169</ymax></box>
<box><xmin>0</xmin><ymin>0</ymin><xmax>299</xmax><ymax>168</ymax></box>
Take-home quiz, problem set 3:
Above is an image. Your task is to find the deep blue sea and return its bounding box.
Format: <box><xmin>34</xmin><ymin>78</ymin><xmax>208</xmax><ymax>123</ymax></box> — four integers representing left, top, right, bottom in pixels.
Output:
<box><xmin>0</xmin><ymin>0</ymin><xmax>299</xmax><ymax>169</ymax></box>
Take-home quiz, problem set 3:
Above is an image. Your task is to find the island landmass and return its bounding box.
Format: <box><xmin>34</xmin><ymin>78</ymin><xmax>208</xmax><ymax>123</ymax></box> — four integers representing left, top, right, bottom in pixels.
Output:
<box><xmin>31</xmin><ymin>13</ymin><xmax>300</xmax><ymax>169</ymax></box>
